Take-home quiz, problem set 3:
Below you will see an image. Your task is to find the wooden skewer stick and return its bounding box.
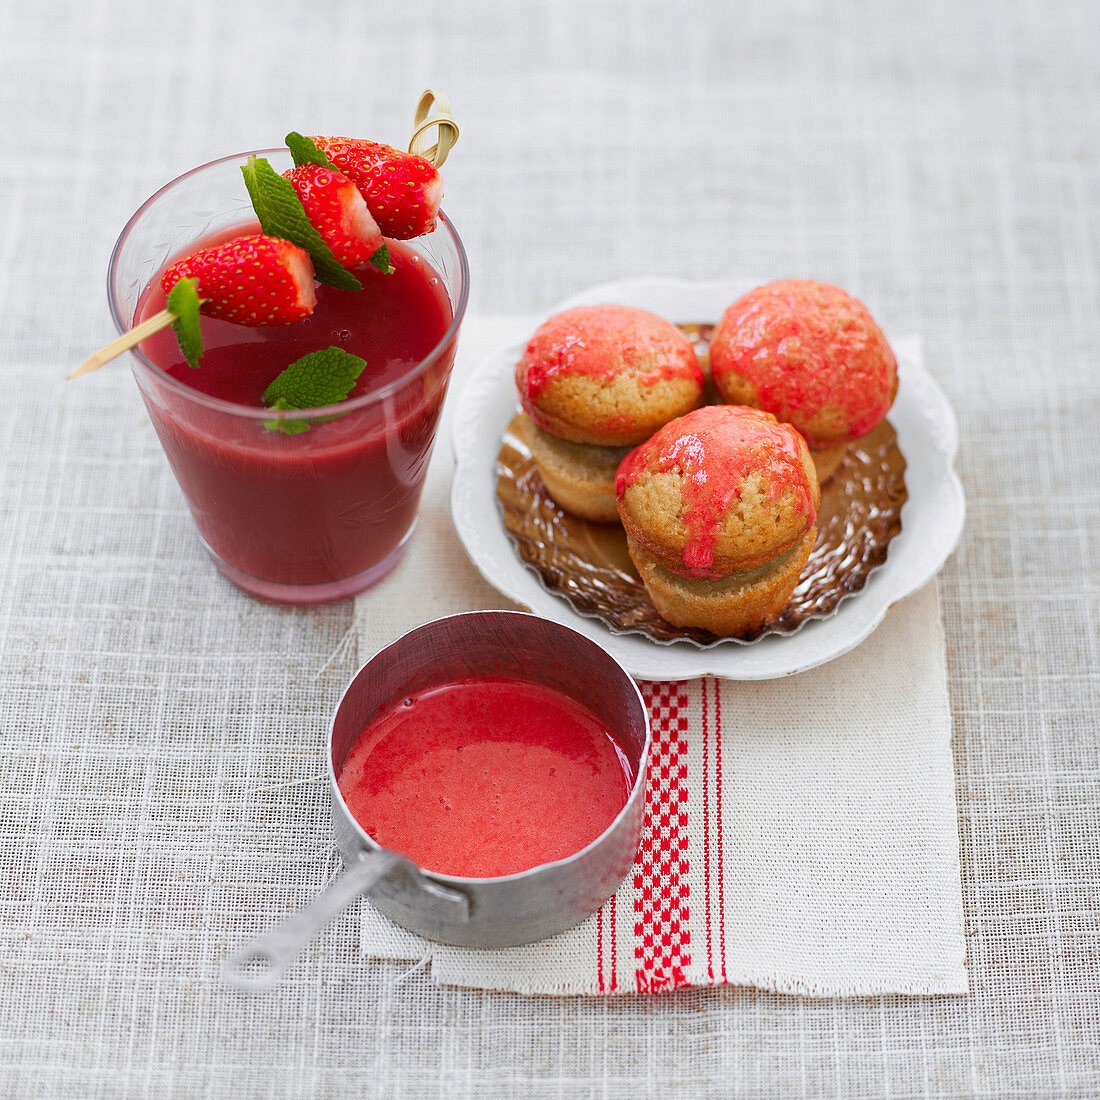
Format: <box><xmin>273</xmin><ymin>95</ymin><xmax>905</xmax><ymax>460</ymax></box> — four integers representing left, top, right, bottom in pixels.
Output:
<box><xmin>73</xmin><ymin>89</ymin><xmax>459</xmax><ymax>380</ymax></box>
<box><xmin>408</xmin><ymin>88</ymin><xmax>459</xmax><ymax>168</ymax></box>
<box><xmin>67</xmin><ymin>308</ymin><xmax>179</xmax><ymax>379</ymax></box>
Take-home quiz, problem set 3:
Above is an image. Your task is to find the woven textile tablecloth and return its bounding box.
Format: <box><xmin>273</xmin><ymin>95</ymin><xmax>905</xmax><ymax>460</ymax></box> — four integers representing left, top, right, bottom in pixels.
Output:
<box><xmin>2</xmin><ymin>0</ymin><xmax>1098</xmax><ymax>1096</ymax></box>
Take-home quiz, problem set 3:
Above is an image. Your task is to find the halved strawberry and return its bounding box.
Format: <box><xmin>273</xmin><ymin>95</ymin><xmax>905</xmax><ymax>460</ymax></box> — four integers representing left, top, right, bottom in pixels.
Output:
<box><xmin>281</xmin><ymin>163</ymin><xmax>383</xmax><ymax>270</ymax></box>
<box><xmin>161</xmin><ymin>235</ymin><xmax>317</xmax><ymax>326</ymax></box>
<box><xmin>311</xmin><ymin>136</ymin><xmax>443</xmax><ymax>239</ymax></box>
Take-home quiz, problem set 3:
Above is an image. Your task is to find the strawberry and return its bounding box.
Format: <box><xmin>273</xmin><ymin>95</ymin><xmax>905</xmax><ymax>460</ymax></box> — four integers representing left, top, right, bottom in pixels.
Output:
<box><xmin>281</xmin><ymin>163</ymin><xmax>383</xmax><ymax>270</ymax></box>
<box><xmin>161</xmin><ymin>235</ymin><xmax>317</xmax><ymax>326</ymax></box>
<box><xmin>311</xmin><ymin>136</ymin><xmax>443</xmax><ymax>239</ymax></box>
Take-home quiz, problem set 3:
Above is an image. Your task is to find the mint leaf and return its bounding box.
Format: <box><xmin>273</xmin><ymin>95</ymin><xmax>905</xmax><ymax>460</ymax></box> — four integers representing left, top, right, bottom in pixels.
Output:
<box><xmin>264</xmin><ymin>347</ymin><xmax>367</xmax><ymax>406</ymax></box>
<box><xmin>285</xmin><ymin>132</ymin><xmax>338</xmax><ymax>170</ymax></box>
<box><xmin>166</xmin><ymin>276</ymin><xmax>204</xmax><ymax>368</ymax></box>
<box><xmin>368</xmin><ymin>243</ymin><xmax>395</xmax><ymax>275</ymax></box>
<box><xmin>261</xmin><ymin>347</ymin><xmax>368</xmax><ymax>434</ymax></box>
<box><xmin>240</xmin><ymin>155</ymin><xmax>361</xmax><ymax>292</ymax></box>
<box><xmin>263</xmin><ymin>397</ymin><xmax>310</xmax><ymax>435</ymax></box>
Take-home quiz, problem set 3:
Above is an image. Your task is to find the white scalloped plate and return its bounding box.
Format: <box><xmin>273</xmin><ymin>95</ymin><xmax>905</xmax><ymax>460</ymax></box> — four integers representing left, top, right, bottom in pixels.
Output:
<box><xmin>450</xmin><ymin>278</ymin><xmax>964</xmax><ymax>680</ymax></box>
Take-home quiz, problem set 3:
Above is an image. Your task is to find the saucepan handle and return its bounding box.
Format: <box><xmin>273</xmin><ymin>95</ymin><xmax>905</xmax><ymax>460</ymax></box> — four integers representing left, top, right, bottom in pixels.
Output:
<box><xmin>222</xmin><ymin>850</ymin><xmax>420</xmax><ymax>991</ymax></box>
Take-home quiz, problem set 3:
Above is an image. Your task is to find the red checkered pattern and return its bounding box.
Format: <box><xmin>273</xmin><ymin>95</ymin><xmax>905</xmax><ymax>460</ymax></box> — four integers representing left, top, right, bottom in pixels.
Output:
<box><xmin>632</xmin><ymin>681</ymin><xmax>692</xmax><ymax>992</ymax></box>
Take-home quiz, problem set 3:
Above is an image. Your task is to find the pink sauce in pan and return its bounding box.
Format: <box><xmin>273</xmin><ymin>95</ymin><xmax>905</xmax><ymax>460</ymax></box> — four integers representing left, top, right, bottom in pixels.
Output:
<box><xmin>337</xmin><ymin>676</ymin><xmax>634</xmax><ymax>878</ymax></box>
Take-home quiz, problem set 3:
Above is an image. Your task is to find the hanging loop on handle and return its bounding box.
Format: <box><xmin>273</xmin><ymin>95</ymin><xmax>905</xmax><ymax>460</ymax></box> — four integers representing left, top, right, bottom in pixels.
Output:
<box><xmin>408</xmin><ymin>89</ymin><xmax>459</xmax><ymax>168</ymax></box>
<box><xmin>222</xmin><ymin>850</ymin><xmax>403</xmax><ymax>992</ymax></box>
<box><xmin>221</xmin><ymin>847</ymin><xmax>470</xmax><ymax>992</ymax></box>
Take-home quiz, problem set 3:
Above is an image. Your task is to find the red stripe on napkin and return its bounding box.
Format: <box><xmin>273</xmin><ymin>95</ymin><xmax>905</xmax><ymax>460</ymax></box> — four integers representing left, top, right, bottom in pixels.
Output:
<box><xmin>703</xmin><ymin>677</ymin><xmax>714</xmax><ymax>981</ymax></box>
<box><xmin>597</xmin><ymin>893</ymin><xmax>620</xmax><ymax>993</ymax></box>
<box><xmin>713</xmin><ymin>678</ymin><xmax>728</xmax><ymax>982</ymax></box>
<box><xmin>596</xmin><ymin>905</ymin><xmax>605</xmax><ymax>993</ymax></box>
<box><xmin>609</xmin><ymin>893</ymin><xmax>618</xmax><ymax>993</ymax></box>
<box><xmin>633</xmin><ymin>682</ymin><xmax>692</xmax><ymax>992</ymax></box>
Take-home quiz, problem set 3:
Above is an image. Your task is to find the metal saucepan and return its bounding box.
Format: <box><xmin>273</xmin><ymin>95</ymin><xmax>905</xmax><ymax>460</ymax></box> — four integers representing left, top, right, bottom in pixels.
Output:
<box><xmin>223</xmin><ymin>611</ymin><xmax>650</xmax><ymax>990</ymax></box>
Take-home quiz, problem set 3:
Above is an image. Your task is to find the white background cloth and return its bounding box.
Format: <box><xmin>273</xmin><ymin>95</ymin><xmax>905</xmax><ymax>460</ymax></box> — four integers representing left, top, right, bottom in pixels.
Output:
<box><xmin>2</xmin><ymin>0</ymin><xmax>1098</xmax><ymax>1096</ymax></box>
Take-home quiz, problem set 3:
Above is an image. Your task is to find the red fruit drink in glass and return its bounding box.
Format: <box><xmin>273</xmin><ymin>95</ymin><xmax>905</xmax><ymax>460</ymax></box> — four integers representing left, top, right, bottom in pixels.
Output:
<box><xmin>134</xmin><ymin>230</ymin><xmax>455</xmax><ymax>601</ymax></box>
<box><xmin>110</xmin><ymin>149</ymin><xmax>468</xmax><ymax>606</ymax></box>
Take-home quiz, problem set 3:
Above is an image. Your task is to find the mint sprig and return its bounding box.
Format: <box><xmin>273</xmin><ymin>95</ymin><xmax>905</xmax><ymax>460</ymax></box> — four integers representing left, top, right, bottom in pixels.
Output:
<box><xmin>166</xmin><ymin>277</ymin><xmax>204</xmax><ymax>368</ymax></box>
<box><xmin>285</xmin><ymin>132</ymin><xmax>338</xmax><ymax>170</ymax></box>
<box><xmin>264</xmin><ymin>397</ymin><xmax>310</xmax><ymax>436</ymax></box>
<box><xmin>241</xmin><ymin>155</ymin><xmax>361</xmax><ymax>292</ymax></box>
<box><xmin>262</xmin><ymin>347</ymin><xmax>368</xmax><ymax>435</ymax></box>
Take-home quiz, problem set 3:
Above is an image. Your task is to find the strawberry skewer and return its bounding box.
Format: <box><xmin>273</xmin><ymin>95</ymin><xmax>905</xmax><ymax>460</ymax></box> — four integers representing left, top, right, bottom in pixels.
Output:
<box><xmin>69</xmin><ymin>306</ymin><xmax>194</xmax><ymax>379</ymax></box>
<box><xmin>282</xmin><ymin>163</ymin><xmax>383</xmax><ymax>270</ymax></box>
<box><xmin>311</xmin><ymin>137</ymin><xmax>444</xmax><ymax>240</ymax></box>
<box><xmin>72</xmin><ymin>90</ymin><xmax>458</xmax><ymax>380</ymax></box>
<box><xmin>68</xmin><ymin>235</ymin><xmax>316</xmax><ymax>379</ymax></box>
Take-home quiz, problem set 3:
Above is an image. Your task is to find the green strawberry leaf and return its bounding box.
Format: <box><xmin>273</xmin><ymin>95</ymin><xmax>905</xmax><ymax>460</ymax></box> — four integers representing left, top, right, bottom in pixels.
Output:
<box><xmin>261</xmin><ymin>347</ymin><xmax>368</xmax><ymax>434</ymax></box>
<box><xmin>240</xmin><ymin>155</ymin><xmax>361</xmax><ymax>291</ymax></box>
<box><xmin>285</xmin><ymin>132</ymin><xmax>338</xmax><ymax>171</ymax></box>
<box><xmin>166</xmin><ymin>276</ymin><xmax>204</xmax><ymax>368</ymax></box>
<box><xmin>368</xmin><ymin>243</ymin><xmax>395</xmax><ymax>275</ymax></box>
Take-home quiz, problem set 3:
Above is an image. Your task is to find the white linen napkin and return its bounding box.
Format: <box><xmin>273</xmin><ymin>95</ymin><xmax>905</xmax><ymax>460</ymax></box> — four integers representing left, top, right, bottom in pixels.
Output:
<box><xmin>352</xmin><ymin>316</ymin><xmax>967</xmax><ymax>997</ymax></box>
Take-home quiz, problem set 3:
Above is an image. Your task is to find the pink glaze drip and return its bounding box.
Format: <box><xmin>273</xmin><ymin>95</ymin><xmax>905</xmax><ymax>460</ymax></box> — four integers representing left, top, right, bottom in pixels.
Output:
<box><xmin>616</xmin><ymin>406</ymin><xmax>816</xmax><ymax>575</ymax></box>
<box><xmin>517</xmin><ymin>305</ymin><xmax>702</xmax><ymax>400</ymax></box>
<box><xmin>711</xmin><ymin>280</ymin><xmax>897</xmax><ymax>447</ymax></box>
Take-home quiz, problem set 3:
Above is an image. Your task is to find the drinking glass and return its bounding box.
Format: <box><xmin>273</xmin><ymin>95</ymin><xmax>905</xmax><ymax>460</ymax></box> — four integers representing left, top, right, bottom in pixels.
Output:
<box><xmin>108</xmin><ymin>149</ymin><xmax>469</xmax><ymax>605</ymax></box>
